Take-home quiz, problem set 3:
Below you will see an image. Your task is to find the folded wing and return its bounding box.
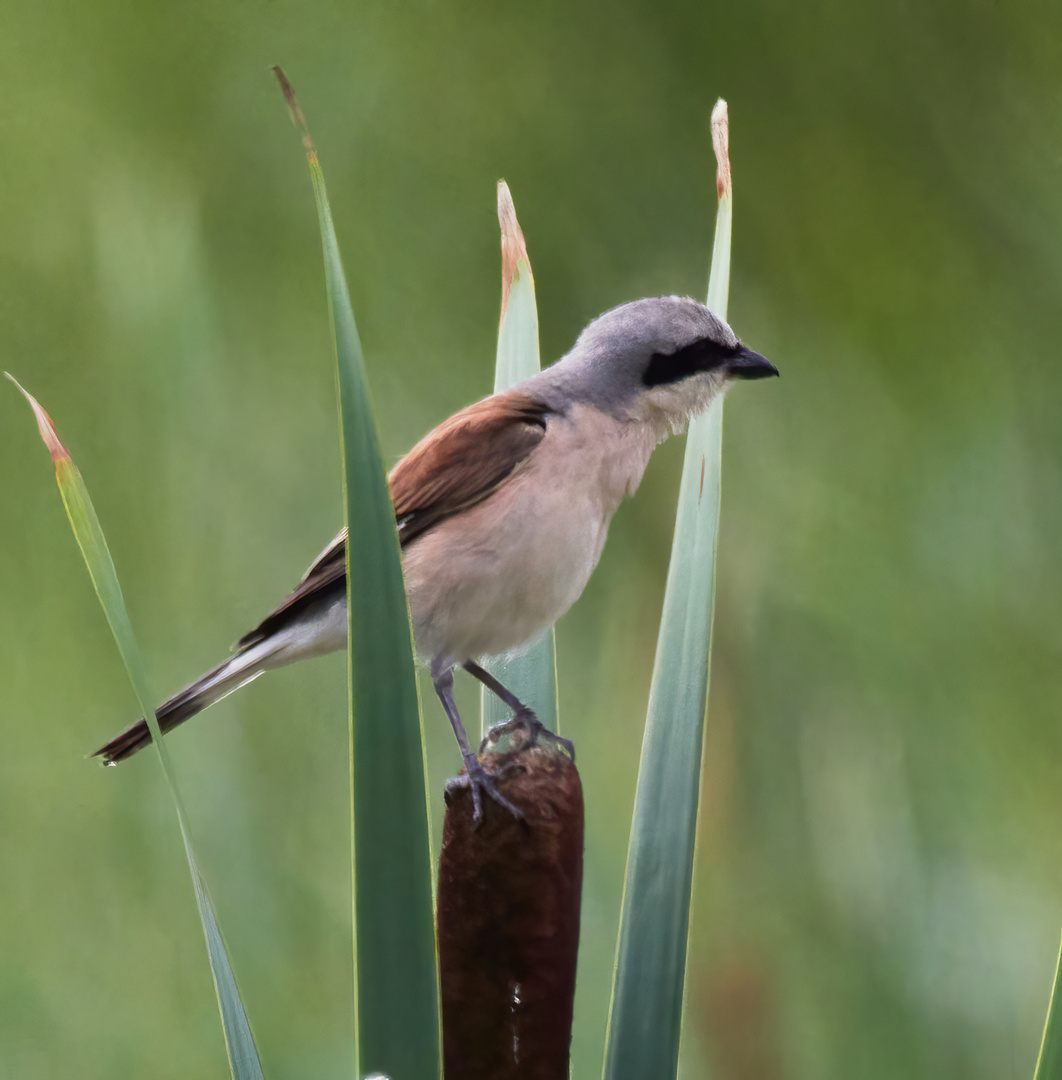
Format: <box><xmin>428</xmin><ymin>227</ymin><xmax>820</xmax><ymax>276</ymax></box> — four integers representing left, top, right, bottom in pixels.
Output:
<box><xmin>237</xmin><ymin>390</ymin><xmax>554</xmax><ymax>649</ymax></box>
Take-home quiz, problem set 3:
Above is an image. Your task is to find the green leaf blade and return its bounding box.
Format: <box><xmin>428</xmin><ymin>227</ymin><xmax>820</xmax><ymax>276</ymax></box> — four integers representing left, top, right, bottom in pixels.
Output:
<box><xmin>1034</xmin><ymin>934</ymin><xmax>1062</xmax><ymax>1079</ymax></box>
<box><xmin>8</xmin><ymin>373</ymin><xmax>264</xmax><ymax>1080</ymax></box>
<box><xmin>480</xmin><ymin>182</ymin><xmax>559</xmax><ymax>736</ymax></box>
<box><xmin>603</xmin><ymin>99</ymin><xmax>733</xmax><ymax>1080</ymax></box>
<box><xmin>278</xmin><ymin>68</ymin><xmax>441</xmax><ymax>1079</ymax></box>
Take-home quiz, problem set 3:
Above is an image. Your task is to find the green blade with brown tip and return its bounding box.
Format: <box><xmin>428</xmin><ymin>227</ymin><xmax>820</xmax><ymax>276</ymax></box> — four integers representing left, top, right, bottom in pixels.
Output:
<box><xmin>603</xmin><ymin>99</ymin><xmax>733</xmax><ymax>1080</ymax></box>
<box><xmin>479</xmin><ymin>181</ymin><xmax>559</xmax><ymax>739</ymax></box>
<box><xmin>7</xmin><ymin>373</ymin><xmax>265</xmax><ymax>1080</ymax></box>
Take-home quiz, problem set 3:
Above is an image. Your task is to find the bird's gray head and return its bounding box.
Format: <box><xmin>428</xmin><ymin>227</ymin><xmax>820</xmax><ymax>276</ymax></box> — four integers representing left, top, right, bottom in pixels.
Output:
<box><xmin>538</xmin><ymin>295</ymin><xmax>776</xmax><ymax>435</ymax></box>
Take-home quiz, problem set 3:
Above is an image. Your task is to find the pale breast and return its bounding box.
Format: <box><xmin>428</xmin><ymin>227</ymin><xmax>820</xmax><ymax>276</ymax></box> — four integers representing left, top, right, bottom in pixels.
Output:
<box><xmin>402</xmin><ymin>404</ymin><xmax>656</xmax><ymax>661</ymax></box>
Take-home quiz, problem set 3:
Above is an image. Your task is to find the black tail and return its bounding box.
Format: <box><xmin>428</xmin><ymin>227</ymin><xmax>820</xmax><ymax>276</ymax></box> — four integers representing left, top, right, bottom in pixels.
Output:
<box><xmin>93</xmin><ymin>648</ymin><xmax>267</xmax><ymax>764</ymax></box>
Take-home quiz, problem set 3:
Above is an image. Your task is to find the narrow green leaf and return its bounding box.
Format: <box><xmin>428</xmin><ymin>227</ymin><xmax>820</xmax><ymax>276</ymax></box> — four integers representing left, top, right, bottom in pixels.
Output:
<box><xmin>479</xmin><ymin>181</ymin><xmax>559</xmax><ymax>737</ymax></box>
<box><xmin>274</xmin><ymin>69</ymin><xmax>441</xmax><ymax>1080</ymax></box>
<box><xmin>7</xmin><ymin>373</ymin><xmax>264</xmax><ymax>1080</ymax></box>
<box><xmin>1034</xmin><ymin>934</ymin><xmax>1062</xmax><ymax>1079</ymax></box>
<box><xmin>602</xmin><ymin>99</ymin><xmax>733</xmax><ymax>1080</ymax></box>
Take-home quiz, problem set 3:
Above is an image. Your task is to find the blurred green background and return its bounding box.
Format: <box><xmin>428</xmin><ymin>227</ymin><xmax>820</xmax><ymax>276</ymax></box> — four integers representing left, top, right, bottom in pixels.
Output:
<box><xmin>2</xmin><ymin>1</ymin><xmax>1061</xmax><ymax>1077</ymax></box>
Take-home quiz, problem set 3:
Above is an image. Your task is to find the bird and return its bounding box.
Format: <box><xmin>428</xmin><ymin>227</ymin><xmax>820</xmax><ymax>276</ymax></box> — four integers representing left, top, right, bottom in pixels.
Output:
<box><xmin>94</xmin><ymin>295</ymin><xmax>777</xmax><ymax>820</ymax></box>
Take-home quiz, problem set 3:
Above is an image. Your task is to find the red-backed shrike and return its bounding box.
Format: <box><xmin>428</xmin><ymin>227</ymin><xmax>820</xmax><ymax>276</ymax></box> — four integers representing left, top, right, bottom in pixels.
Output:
<box><xmin>96</xmin><ymin>295</ymin><xmax>776</xmax><ymax>819</ymax></box>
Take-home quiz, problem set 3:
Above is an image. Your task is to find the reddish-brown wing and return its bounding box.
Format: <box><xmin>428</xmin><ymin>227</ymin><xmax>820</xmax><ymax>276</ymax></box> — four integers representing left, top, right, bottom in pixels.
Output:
<box><xmin>237</xmin><ymin>390</ymin><xmax>554</xmax><ymax>648</ymax></box>
<box><xmin>390</xmin><ymin>390</ymin><xmax>553</xmax><ymax>544</ymax></box>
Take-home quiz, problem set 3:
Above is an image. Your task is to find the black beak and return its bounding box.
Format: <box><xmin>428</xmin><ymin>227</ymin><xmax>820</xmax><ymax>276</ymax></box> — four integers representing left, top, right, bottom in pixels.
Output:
<box><xmin>726</xmin><ymin>345</ymin><xmax>778</xmax><ymax>380</ymax></box>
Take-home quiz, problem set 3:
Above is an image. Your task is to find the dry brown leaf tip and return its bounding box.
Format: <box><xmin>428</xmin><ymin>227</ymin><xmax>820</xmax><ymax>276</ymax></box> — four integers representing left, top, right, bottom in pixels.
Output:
<box><xmin>6</xmin><ymin>374</ymin><xmax>70</xmax><ymax>465</ymax></box>
<box><xmin>273</xmin><ymin>66</ymin><xmax>314</xmax><ymax>153</ymax></box>
<box><xmin>711</xmin><ymin>99</ymin><xmax>731</xmax><ymax>202</ymax></box>
<box><xmin>497</xmin><ymin>180</ymin><xmax>531</xmax><ymax>318</ymax></box>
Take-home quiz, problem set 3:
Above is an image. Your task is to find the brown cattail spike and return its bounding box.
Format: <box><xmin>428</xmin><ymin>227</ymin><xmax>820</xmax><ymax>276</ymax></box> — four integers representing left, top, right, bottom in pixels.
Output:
<box><xmin>438</xmin><ymin>741</ymin><xmax>584</xmax><ymax>1080</ymax></box>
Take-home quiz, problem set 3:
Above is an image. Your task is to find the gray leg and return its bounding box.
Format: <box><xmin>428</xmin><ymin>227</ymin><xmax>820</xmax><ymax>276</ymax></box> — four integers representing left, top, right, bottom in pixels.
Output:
<box><xmin>431</xmin><ymin>656</ymin><xmax>523</xmax><ymax>825</ymax></box>
<box><xmin>462</xmin><ymin>660</ymin><xmax>576</xmax><ymax>763</ymax></box>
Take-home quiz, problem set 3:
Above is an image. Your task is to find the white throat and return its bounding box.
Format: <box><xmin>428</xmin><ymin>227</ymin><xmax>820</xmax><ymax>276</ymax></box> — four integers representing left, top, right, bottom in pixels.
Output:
<box><xmin>637</xmin><ymin>372</ymin><xmax>730</xmax><ymax>444</ymax></box>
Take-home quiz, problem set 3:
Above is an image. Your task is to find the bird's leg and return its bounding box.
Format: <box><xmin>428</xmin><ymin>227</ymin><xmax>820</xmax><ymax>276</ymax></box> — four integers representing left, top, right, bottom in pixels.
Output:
<box><xmin>462</xmin><ymin>659</ymin><xmax>576</xmax><ymax>763</ymax></box>
<box><xmin>431</xmin><ymin>656</ymin><xmax>524</xmax><ymax>825</ymax></box>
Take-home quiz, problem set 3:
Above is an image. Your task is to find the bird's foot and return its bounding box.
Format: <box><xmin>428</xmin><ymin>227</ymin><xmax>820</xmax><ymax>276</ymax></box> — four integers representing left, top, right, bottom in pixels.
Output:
<box><xmin>479</xmin><ymin>707</ymin><xmax>576</xmax><ymax>763</ymax></box>
<box><xmin>445</xmin><ymin>753</ymin><xmax>525</xmax><ymax>826</ymax></box>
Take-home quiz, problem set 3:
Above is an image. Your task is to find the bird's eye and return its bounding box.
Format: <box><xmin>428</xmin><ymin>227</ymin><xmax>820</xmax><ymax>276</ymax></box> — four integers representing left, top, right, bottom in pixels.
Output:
<box><xmin>642</xmin><ymin>338</ymin><xmax>737</xmax><ymax>387</ymax></box>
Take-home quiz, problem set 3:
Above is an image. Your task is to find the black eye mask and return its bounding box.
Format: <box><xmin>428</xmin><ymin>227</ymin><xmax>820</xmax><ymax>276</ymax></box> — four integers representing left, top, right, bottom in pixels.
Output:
<box><xmin>642</xmin><ymin>340</ymin><xmax>776</xmax><ymax>386</ymax></box>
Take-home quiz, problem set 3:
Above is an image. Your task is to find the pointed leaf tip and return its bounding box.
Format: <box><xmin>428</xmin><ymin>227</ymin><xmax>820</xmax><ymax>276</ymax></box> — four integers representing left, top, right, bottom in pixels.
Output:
<box><xmin>711</xmin><ymin>99</ymin><xmax>730</xmax><ymax>202</ymax></box>
<box><xmin>6</xmin><ymin>373</ymin><xmax>70</xmax><ymax>465</ymax></box>
<box><xmin>497</xmin><ymin>180</ymin><xmax>531</xmax><ymax>318</ymax></box>
<box><xmin>273</xmin><ymin>66</ymin><xmax>314</xmax><ymax>152</ymax></box>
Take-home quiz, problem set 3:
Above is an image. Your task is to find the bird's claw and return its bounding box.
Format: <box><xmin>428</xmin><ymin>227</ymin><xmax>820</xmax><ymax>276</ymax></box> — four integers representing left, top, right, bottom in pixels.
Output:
<box><xmin>479</xmin><ymin>707</ymin><xmax>576</xmax><ymax>763</ymax></box>
<box><xmin>445</xmin><ymin>753</ymin><xmax>525</xmax><ymax>826</ymax></box>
